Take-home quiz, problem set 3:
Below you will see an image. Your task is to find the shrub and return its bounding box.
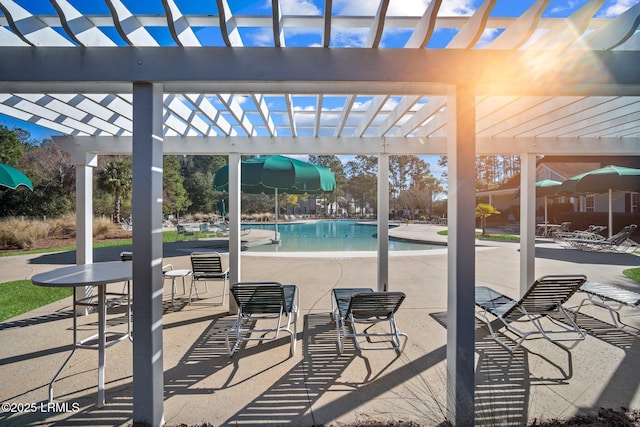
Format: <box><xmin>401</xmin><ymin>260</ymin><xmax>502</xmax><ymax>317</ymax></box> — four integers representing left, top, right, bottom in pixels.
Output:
<box><xmin>0</xmin><ymin>217</ymin><xmax>48</xmax><ymax>249</ymax></box>
<box><xmin>93</xmin><ymin>216</ymin><xmax>112</xmax><ymax>237</ymax></box>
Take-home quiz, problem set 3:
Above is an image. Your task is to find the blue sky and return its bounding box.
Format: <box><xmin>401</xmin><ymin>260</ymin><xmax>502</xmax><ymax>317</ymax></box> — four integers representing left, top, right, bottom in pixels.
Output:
<box><xmin>0</xmin><ymin>0</ymin><xmax>636</xmax><ymax>176</ymax></box>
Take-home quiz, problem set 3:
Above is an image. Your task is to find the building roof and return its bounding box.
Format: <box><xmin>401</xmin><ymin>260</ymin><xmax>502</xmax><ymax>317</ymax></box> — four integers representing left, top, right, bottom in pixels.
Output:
<box><xmin>478</xmin><ymin>155</ymin><xmax>640</xmax><ymax>195</ymax></box>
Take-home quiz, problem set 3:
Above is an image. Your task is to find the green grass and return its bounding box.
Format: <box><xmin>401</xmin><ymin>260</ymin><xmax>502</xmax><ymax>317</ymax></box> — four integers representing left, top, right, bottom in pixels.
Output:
<box><xmin>623</xmin><ymin>267</ymin><xmax>640</xmax><ymax>283</ymax></box>
<box><xmin>0</xmin><ymin>229</ymin><xmax>209</xmax><ymax>321</ymax></box>
<box><xmin>0</xmin><ymin>231</ymin><xmax>183</xmax><ymax>257</ymax></box>
<box><xmin>436</xmin><ymin>229</ymin><xmax>520</xmax><ymax>242</ymax></box>
<box><xmin>0</xmin><ymin>280</ymin><xmax>73</xmax><ymax>322</ymax></box>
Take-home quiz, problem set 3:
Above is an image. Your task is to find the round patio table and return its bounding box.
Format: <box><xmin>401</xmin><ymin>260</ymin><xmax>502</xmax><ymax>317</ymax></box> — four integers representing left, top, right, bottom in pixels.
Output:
<box><xmin>31</xmin><ymin>261</ymin><xmax>132</xmax><ymax>407</ymax></box>
<box><xmin>163</xmin><ymin>268</ymin><xmax>192</xmax><ymax>306</ymax></box>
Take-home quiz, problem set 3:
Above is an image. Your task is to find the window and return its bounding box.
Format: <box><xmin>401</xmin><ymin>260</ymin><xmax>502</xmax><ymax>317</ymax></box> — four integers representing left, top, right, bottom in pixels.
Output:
<box><xmin>585</xmin><ymin>194</ymin><xmax>595</xmax><ymax>213</ymax></box>
<box><xmin>632</xmin><ymin>193</ymin><xmax>640</xmax><ymax>213</ymax></box>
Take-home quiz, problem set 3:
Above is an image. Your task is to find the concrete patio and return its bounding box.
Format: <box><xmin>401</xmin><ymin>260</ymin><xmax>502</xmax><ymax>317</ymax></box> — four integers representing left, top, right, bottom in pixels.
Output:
<box><xmin>0</xmin><ymin>225</ymin><xmax>639</xmax><ymax>426</ymax></box>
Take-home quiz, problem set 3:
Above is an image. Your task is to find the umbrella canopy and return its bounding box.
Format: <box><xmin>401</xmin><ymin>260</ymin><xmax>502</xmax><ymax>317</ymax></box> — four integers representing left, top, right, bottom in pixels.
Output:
<box><xmin>563</xmin><ymin>165</ymin><xmax>640</xmax><ymax>194</ymax></box>
<box><xmin>558</xmin><ymin>165</ymin><xmax>640</xmax><ymax>195</ymax></box>
<box><xmin>0</xmin><ymin>163</ymin><xmax>33</xmax><ymax>191</ymax></box>
<box><xmin>513</xmin><ymin>179</ymin><xmax>563</xmax><ymax>199</ymax></box>
<box><xmin>513</xmin><ymin>180</ymin><xmax>563</xmax><ymax>232</ymax></box>
<box><xmin>213</xmin><ymin>155</ymin><xmax>336</xmax><ymax>195</ymax></box>
<box><xmin>213</xmin><ymin>155</ymin><xmax>336</xmax><ymax>242</ymax></box>
<box><xmin>557</xmin><ymin>165</ymin><xmax>640</xmax><ymax>237</ymax></box>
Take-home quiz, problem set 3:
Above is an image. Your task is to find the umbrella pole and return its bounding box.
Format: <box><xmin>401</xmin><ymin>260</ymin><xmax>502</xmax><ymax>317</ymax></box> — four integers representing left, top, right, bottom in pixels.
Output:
<box><xmin>609</xmin><ymin>188</ymin><xmax>613</xmax><ymax>238</ymax></box>
<box><xmin>273</xmin><ymin>188</ymin><xmax>280</xmax><ymax>243</ymax></box>
<box><xmin>544</xmin><ymin>196</ymin><xmax>548</xmax><ymax>236</ymax></box>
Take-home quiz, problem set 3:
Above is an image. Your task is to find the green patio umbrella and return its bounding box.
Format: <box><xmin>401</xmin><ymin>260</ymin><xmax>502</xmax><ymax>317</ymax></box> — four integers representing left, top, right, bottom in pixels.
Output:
<box><xmin>513</xmin><ymin>179</ymin><xmax>563</xmax><ymax>234</ymax></box>
<box><xmin>0</xmin><ymin>163</ymin><xmax>33</xmax><ymax>191</ymax></box>
<box><xmin>213</xmin><ymin>155</ymin><xmax>336</xmax><ymax>241</ymax></box>
<box><xmin>558</xmin><ymin>165</ymin><xmax>640</xmax><ymax>237</ymax></box>
<box><xmin>538</xmin><ymin>180</ymin><xmax>562</xmax><ymax>235</ymax></box>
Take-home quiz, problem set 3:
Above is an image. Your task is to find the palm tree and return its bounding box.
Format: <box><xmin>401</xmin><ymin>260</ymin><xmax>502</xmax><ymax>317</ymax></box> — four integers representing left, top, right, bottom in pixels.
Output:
<box><xmin>475</xmin><ymin>203</ymin><xmax>500</xmax><ymax>236</ymax></box>
<box><xmin>97</xmin><ymin>159</ymin><xmax>132</xmax><ymax>223</ymax></box>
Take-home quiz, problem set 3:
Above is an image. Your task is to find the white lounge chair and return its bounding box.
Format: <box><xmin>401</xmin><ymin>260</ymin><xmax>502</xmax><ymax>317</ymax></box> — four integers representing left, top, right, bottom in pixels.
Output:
<box><xmin>575</xmin><ymin>281</ymin><xmax>640</xmax><ymax>337</ymax></box>
<box><xmin>563</xmin><ymin>225</ymin><xmax>637</xmax><ymax>253</ymax></box>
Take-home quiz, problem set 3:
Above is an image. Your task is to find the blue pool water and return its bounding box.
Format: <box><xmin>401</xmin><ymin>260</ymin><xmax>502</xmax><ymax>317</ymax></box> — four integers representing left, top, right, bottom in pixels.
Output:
<box><xmin>242</xmin><ymin>220</ymin><xmax>441</xmax><ymax>252</ymax></box>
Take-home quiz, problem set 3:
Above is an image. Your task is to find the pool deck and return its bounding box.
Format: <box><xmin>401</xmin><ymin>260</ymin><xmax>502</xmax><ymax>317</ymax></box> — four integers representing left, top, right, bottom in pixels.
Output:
<box><xmin>1</xmin><ymin>224</ymin><xmax>640</xmax><ymax>426</ymax></box>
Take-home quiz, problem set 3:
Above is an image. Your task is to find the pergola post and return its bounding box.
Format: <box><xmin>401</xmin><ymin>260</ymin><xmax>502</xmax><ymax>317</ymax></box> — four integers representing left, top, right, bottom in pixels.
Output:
<box><xmin>73</xmin><ymin>152</ymin><xmax>97</xmax><ymax>315</ymax></box>
<box><xmin>520</xmin><ymin>153</ymin><xmax>536</xmax><ymax>295</ymax></box>
<box><xmin>446</xmin><ymin>84</ymin><xmax>476</xmax><ymax>426</ymax></box>
<box><xmin>377</xmin><ymin>153</ymin><xmax>390</xmax><ymax>291</ymax></box>
<box><xmin>131</xmin><ymin>82</ymin><xmax>165</xmax><ymax>427</ymax></box>
<box><xmin>228</xmin><ymin>152</ymin><xmax>241</xmax><ymax>314</ymax></box>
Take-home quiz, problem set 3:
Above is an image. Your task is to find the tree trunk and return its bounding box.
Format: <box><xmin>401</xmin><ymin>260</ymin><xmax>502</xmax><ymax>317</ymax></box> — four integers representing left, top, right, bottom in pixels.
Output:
<box><xmin>114</xmin><ymin>189</ymin><xmax>121</xmax><ymax>223</ymax></box>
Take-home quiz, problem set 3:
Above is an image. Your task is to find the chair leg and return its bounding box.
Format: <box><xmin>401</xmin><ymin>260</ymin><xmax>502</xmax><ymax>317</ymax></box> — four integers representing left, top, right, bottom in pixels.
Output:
<box><xmin>221</xmin><ymin>277</ymin><xmax>227</xmax><ymax>305</ymax></box>
<box><xmin>188</xmin><ymin>279</ymin><xmax>199</xmax><ymax>303</ymax></box>
<box><xmin>335</xmin><ymin>315</ymin><xmax>343</xmax><ymax>354</ymax></box>
<box><xmin>290</xmin><ymin>311</ymin><xmax>297</xmax><ymax>356</ymax></box>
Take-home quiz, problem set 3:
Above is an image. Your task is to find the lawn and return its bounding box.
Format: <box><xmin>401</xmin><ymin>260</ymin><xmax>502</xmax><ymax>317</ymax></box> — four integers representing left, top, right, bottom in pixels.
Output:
<box><xmin>0</xmin><ymin>230</ymin><xmax>182</xmax><ymax>322</ymax></box>
<box><xmin>436</xmin><ymin>229</ymin><xmax>520</xmax><ymax>242</ymax></box>
<box><xmin>623</xmin><ymin>267</ymin><xmax>640</xmax><ymax>282</ymax></box>
<box><xmin>0</xmin><ymin>280</ymin><xmax>73</xmax><ymax>322</ymax></box>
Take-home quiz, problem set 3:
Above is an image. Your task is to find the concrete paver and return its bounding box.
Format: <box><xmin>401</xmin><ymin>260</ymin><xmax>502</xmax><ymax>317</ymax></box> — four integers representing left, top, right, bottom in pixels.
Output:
<box><xmin>0</xmin><ymin>224</ymin><xmax>639</xmax><ymax>426</ymax></box>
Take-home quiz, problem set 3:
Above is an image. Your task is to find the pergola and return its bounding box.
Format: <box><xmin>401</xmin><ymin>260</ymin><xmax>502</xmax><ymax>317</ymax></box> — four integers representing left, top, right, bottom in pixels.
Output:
<box><xmin>1</xmin><ymin>0</ymin><xmax>639</xmax><ymax>425</ymax></box>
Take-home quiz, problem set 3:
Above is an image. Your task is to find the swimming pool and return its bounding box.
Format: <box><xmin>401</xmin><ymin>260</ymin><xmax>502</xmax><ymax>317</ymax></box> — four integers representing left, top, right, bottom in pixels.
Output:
<box><xmin>242</xmin><ymin>220</ymin><xmax>442</xmax><ymax>252</ymax></box>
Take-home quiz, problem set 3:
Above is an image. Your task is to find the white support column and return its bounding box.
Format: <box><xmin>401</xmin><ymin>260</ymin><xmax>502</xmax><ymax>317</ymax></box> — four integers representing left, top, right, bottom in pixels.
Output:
<box><xmin>74</xmin><ymin>151</ymin><xmax>97</xmax><ymax>315</ymax></box>
<box><xmin>228</xmin><ymin>153</ymin><xmax>241</xmax><ymax>314</ymax></box>
<box><xmin>519</xmin><ymin>153</ymin><xmax>536</xmax><ymax>296</ymax></box>
<box><xmin>131</xmin><ymin>82</ymin><xmax>164</xmax><ymax>427</ymax></box>
<box><xmin>377</xmin><ymin>153</ymin><xmax>390</xmax><ymax>291</ymax></box>
<box><xmin>446</xmin><ymin>84</ymin><xmax>476</xmax><ymax>426</ymax></box>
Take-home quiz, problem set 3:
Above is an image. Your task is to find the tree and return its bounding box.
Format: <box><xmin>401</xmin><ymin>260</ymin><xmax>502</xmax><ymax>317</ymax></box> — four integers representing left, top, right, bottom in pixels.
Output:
<box><xmin>421</xmin><ymin>175</ymin><xmax>444</xmax><ymax>218</ymax></box>
<box><xmin>475</xmin><ymin>203</ymin><xmax>500</xmax><ymax>236</ymax></box>
<box><xmin>97</xmin><ymin>158</ymin><xmax>132</xmax><ymax>223</ymax></box>
<box><xmin>181</xmin><ymin>155</ymin><xmax>226</xmax><ymax>214</ymax></box>
<box><xmin>0</xmin><ymin>125</ymin><xmax>24</xmax><ymax>166</ymax></box>
<box><xmin>309</xmin><ymin>155</ymin><xmax>346</xmax><ymax>216</ymax></box>
<box><xmin>0</xmin><ymin>136</ymin><xmax>75</xmax><ymax>218</ymax></box>
<box><xmin>163</xmin><ymin>156</ymin><xmax>189</xmax><ymax>218</ymax></box>
<box><xmin>345</xmin><ymin>156</ymin><xmax>378</xmax><ymax>217</ymax></box>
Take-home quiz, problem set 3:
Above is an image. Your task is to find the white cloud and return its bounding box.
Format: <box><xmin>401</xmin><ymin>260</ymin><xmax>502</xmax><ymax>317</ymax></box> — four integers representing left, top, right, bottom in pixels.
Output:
<box><xmin>437</xmin><ymin>0</ymin><xmax>475</xmax><ymax>16</ymax></box>
<box><xmin>474</xmin><ymin>28</ymin><xmax>499</xmax><ymax>48</ymax></box>
<box><xmin>293</xmin><ymin>105</ymin><xmax>316</xmax><ymax>112</ymax></box>
<box><xmin>330</xmin><ymin>28</ymin><xmax>370</xmax><ymax>47</ymax></box>
<box><xmin>248</xmin><ymin>28</ymin><xmax>273</xmax><ymax>46</ymax></box>
<box><xmin>333</xmin><ymin>0</ymin><xmax>474</xmax><ymax>17</ymax></box>
<box><xmin>351</xmin><ymin>100</ymin><xmax>373</xmax><ymax>110</ymax></box>
<box><xmin>600</xmin><ymin>0</ymin><xmax>638</xmax><ymax>17</ymax></box>
<box><xmin>279</xmin><ymin>0</ymin><xmax>321</xmax><ymax>15</ymax></box>
<box><xmin>333</xmin><ymin>0</ymin><xmax>380</xmax><ymax>16</ymax></box>
<box><xmin>550</xmin><ymin>1</ymin><xmax>580</xmax><ymax>15</ymax></box>
<box><xmin>387</xmin><ymin>0</ymin><xmax>430</xmax><ymax>16</ymax></box>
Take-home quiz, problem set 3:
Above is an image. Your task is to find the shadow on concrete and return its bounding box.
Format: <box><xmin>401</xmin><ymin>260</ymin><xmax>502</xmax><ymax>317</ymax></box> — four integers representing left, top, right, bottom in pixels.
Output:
<box><xmin>0</xmin><ymin>310</ymin><xmax>73</xmax><ymax>332</ymax></box>
<box><xmin>534</xmin><ymin>247</ymin><xmax>640</xmax><ymax>266</ymax></box>
<box><xmin>432</xmin><ymin>311</ymin><xmax>577</xmax><ymax>426</ymax></box>
<box><xmin>570</xmin><ymin>310</ymin><xmax>640</xmax><ymax>411</ymax></box>
<box><xmin>228</xmin><ymin>312</ymin><xmax>449</xmax><ymax>426</ymax></box>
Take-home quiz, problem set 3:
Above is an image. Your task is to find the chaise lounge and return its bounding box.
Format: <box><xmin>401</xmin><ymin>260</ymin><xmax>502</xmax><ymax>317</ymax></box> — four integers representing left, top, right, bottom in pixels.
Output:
<box><xmin>475</xmin><ymin>275</ymin><xmax>587</xmax><ymax>352</ymax></box>
<box><xmin>226</xmin><ymin>281</ymin><xmax>299</xmax><ymax>357</ymax></box>
<box><xmin>331</xmin><ymin>288</ymin><xmax>407</xmax><ymax>354</ymax></box>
